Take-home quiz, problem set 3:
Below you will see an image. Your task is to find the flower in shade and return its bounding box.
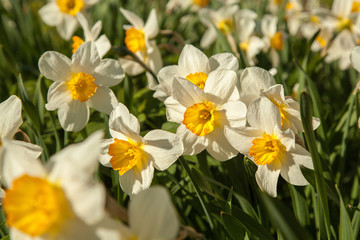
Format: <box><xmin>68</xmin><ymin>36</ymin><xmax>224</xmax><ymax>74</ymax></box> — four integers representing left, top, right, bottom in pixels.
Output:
<box><xmin>154</xmin><ymin>44</ymin><xmax>239</xmax><ymax>101</ymax></box>
<box><xmin>99</xmin><ymin>103</ymin><xmax>183</xmax><ymax>196</ymax></box>
<box><xmin>225</xmin><ymin>97</ymin><xmax>314</xmax><ymax>197</ymax></box>
<box><xmin>1</xmin><ymin>131</ymin><xmax>123</xmax><ymax>240</ymax></box>
<box><xmin>39</xmin><ymin>0</ymin><xmax>99</xmax><ymax>40</ymax></box>
<box><xmin>72</xmin><ymin>12</ymin><xmax>111</xmax><ymax>59</ymax></box>
<box><xmin>119</xmin><ymin>8</ymin><xmax>162</xmax><ymax>88</ymax></box>
<box><xmin>164</xmin><ymin>70</ymin><xmax>247</xmax><ymax>161</ymax></box>
<box><xmin>117</xmin><ymin>186</ymin><xmax>179</xmax><ymax>240</ymax></box>
<box><xmin>38</xmin><ymin>41</ymin><xmax>124</xmax><ymax>132</ymax></box>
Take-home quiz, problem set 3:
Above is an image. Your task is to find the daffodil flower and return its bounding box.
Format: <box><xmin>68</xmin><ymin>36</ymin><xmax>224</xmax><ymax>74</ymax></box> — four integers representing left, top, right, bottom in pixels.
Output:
<box><xmin>38</xmin><ymin>41</ymin><xmax>124</xmax><ymax>132</ymax></box>
<box><xmin>267</xmin><ymin>0</ymin><xmax>285</xmax><ymax>14</ymax></box>
<box><xmin>239</xmin><ymin>67</ymin><xmax>320</xmax><ymax>132</ymax></box>
<box><xmin>39</xmin><ymin>0</ymin><xmax>99</xmax><ymax>40</ymax></box>
<box><xmin>154</xmin><ymin>44</ymin><xmax>239</xmax><ymax>101</ymax></box>
<box><xmin>225</xmin><ymin>97</ymin><xmax>314</xmax><ymax>197</ymax></box>
<box><xmin>166</xmin><ymin>0</ymin><xmax>210</xmax><ymax>13</ymax></box>
<box><xmin>99</xmin><ymin>103</ymin><xmax>183</xmax><ymax>196</ymax></box>
<box><xmin>1</xmin><ymin>131</ymin><xmax>123</xmax><ymax>240</ymax></box>
<box><xmin>285</xmin><ymin>0</ymin><xmax>303</xmax><ymax>36</ymax></box>
<box><xmin>119</xmin><ymin>8</ymin><xmax>162</xmax><ymax>88</ymax></box>
<box><xmin>164</xmin><ymin>70</ymin><xmax>247</xmax><ymax>161</ymax></box>
<box><xmin>72</xmin><ymin>12</ymin><xmax>111</xmax><ymax>59</ymax></box>
<box><xmin>198</xmin><ymin>5</ymin><xmax>239</xmax><ymax>49</ymax></box>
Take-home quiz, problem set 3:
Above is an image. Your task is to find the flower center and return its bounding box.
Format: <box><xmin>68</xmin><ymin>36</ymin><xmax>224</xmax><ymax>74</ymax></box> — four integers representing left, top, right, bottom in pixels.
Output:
<box><xmin>183</xmin><ymin>102</ymin><xmax>215</xmax><ymax>136</ymax></box>
<box><xmin>3</xmin><ymin>175</ymin><xmax>73</xmax><ymax>237</ymax></box>
<box><xmin>192</xmin><ymin>0</ymin><xmax>209</xmax><ymax>7</ymax></box>
<box><xmin>218</xmin><ymin>19</ymin><xmax>234</xmax><ymax>35</ymax></box>
<box><xmin>285</xmin><ymin>3</ymin><xmax>293</xmax><ymax>10</ymax></box>
<box><xmin>270</xmin><ymin>32</ymin><xmax>283</xmax><ymax>51</ymax></box>
<box><xmin>125</xmin><ymin>28</ymin><xmax>146</xmax><ymax>53</ymax></box>
<box><xmin>185</xmin><ymin>72</ymin><xmax>208</xmax><ymax>90</ymax></box>
<box><xmin>249</xmin><ymin>134</ymin><xmax>285</xmax><ymax>165</ymax></box>
<box><xmin>108</xmin><ymin>138</ymin><xmax>145</xmax><ymax>175</ymax></box>
<box><xmin>66</xmin><ymin>72</ymin><xmax>97</xmax><ymax>102</ymax></box>
<box><xmin>337</xmin><ymin>18</ymin><xmax>353</xmax><ymax>32</ymax></box>
<box><xmin>239</xmin><ymin>41</ymin><xmax>249</xmax><ymax>52</ymax></box>
<box><xmin>310</xmin><ymin>15</ymin><xmax>319</xmax><ymax>24</ymax></box>
<box><xmin>72</xmin><ymin>36</ymin><xmax>84</xmax><ymax>54</ymax></box>
<box><xmin>56</xmin><ymin>0</ymin><xmax>84</xmax><ymax>16</ymax></box>
<box><xmin>315</xmin><ymin>36</ymin><xmax>327</xmax><ymax>48</ymax></box>
<box><xmin>352</xmin><ymin>1</ymin><xmax>360</xmax><ymax>13</ymax></box>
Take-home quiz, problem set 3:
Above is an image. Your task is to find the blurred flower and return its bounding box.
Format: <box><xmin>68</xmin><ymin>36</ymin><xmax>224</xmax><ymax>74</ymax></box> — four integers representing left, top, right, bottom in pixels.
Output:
<box><xmin>1</xmin><ymin>131</ymin><xmax>123</xmax><ymax>239</ymax></box>
<box><xmin>72</xmin><ymin>12</ymin><xmax>111</xmax><ymax>59</ymax></box>
<box><xmin>261</xmin><ymin>15</ymin><xmax>283</xmax><ymax>67</ymax></box>
<box><xmin>239</xmin><ymin>67</ymin><xmax>320</xmax><ymax>132</ymax></box>
<box><xmin>166</xmin><ymin>0</ymin><xmax>210</xmax><ymax>13</ymax></box>
<box><xmin>99</xmin><ymin>103</ymin><xmax>183</xmax><ymax>196</ymax></box>
<box><xmin>285</xmin><ymin>0</ymin><xmax>303</xmax><ymax>36</ymax></box>
<box><xmin>119</xmin><ymin>8</ymin><xmax>162</xmax><ymax>88</ymax></box>
<box><xmin>117</xmin><ymin>186</ymin><xmax>179</xmax><ymax>240</ymax></box>
<box><xmin>39</xmin><ymin>0</ymin><xmax>99</xmax><ymax>40</ymax></box>
<box><xmin>164</xmin><ymin>70</ymin><xmax>247</xmax><ymax>161</ymax></box>
<box><xmin>310</xmin><ymin>28</ymin><xmax>333</xmax><ymax>52</ymax></box>
<box><xmin>225</xmin><ymin>97</ymin><xmax>314</xmax><ymax>197</ymax></box>
<box><xmin>38</xmin><ymin>41</ymin><xmax>124</xmax><ymax>132</ymax></box>
<box><xmin>198</xmin><ymin>5</ymin><xmax>239</xmax><ymax>49</ymax></box>
<box><xmin>154</xmin><ymin>44</ymin><xmax>239</xmax><ymax>101</ymax></box>
<box><xmin>268</xmin><ymin>0</ymin><xmax>284</xmax><ymax>14</ymax></box>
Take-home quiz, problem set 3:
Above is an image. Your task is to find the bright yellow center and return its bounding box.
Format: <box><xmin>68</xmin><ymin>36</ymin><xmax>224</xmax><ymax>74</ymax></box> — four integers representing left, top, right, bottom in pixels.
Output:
<box><xmin>125</xmin><ymin>28</ymin><xmax>146</xmax><ymax>53</ymax></box>
<box><xmin>310</xmin><ymin>15</ymin><xmax>319</xmax><ymax>24</ymax></box>
<box><xmin>249</xmin><ymin>134</ymin><xmax>285</xmax><ymax>165</ymax></box>
<box><xmin>218</xmin><ymin>19</ymin><xmax>234</xmax><ymax>35</ymax></box>
<box><xmin>239</xmin><ymin>41</ymin><xmax>249</xmax><ymax>52</ymax></box>
<box><xmin>66</xmin><ymin>72</ymin><xmax>97</xmax><ymax>102</ymax></box>
<box><xmin>108</xmin><ymin>138</ymin><xmax>146</xmax><ymax>176</ymax></box>
<box><xmin>357</xmin><ymin>38</ymin><xmax>360</xmax><ymax>45</ymax></box>
<box><xmin>337</xmin><ymin>18</ymin><xmax>353</xmax><ymax>31</ymax></box>
<box><xmin>193</xmin><ymin>0</ymin><xmax>209</xmax><ymax>7</ymax></box>
<box><xmin>183</xmin><ymin>102</ymin><xmax>215</xmax><ymax>136</ymax></box>
<box><xmin>185</xmin><ymin>72</ymin><xmax>208</xmax><ymax>90</ymax></box>
<box><xmin>270</xmin><ymin>32</ymin><xmax>283</xmax><ymax>51</ymax></box>
<box><xmin>3</xmin><ymin>175</ymin><xmax>73</xmax><ymax>237</ymax></box>
<box><xmin>56</xmin><ymin>0</ymin><xmax>84</xmax><ymax>16</ymax></box>
<box><xmin>285</xmin><ymin>3</ymin><xmax>293</xmax><ymax>10</ymax></box>
<box><xmin>352</xmin><ymin>1</ymin><xmax>360</xmax><ymax>12</ymax></box>
<box><xmin>315</xmin><ymin>36</ymin><xmax>327</xmax><ymax>48</ymax></box>
<box><xmin>72</xmin><ymin>36</ymin><xmax>84</xmax><ymax>54</ymax></box>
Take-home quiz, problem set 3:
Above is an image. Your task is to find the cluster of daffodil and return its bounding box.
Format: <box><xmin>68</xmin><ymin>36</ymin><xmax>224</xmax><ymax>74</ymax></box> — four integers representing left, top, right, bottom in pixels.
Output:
<box><xmin>2</xmin><ymin>0</ymin><xmax>360</xmax><ymax>239</ymax></box>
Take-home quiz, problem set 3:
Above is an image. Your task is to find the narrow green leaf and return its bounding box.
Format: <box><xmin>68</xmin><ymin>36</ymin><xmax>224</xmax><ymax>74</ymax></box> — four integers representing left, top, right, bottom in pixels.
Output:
<box><xmin>289</xmin><ymin>184</ymin><xmax>309</xmax><ymax>226</ymax></box>
<box><xmin>352</xmin><ymin>204</ymin><xmax>360</xmax><ymax>238</ymax></box>
<box><xmin>191</xmin><ymin>167</ymin><xmax>218</xmax><ymax>199</ymax></box>
<box><xmin>336</xmin><ymin>185</ymin><xmax>354</xmax><ymax>240</ymax></box>
<box><xmin>221</xmin><ymin>212</ymin><xmax>246</xmax><ymax>240</ymax></box>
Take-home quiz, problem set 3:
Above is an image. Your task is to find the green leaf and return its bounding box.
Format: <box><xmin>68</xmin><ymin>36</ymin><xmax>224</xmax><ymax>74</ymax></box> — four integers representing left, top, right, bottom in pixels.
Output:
<box><xmin>288</xmin><ymin>184</ymin><xmax>310</xmax><ymax>226</ymax></box>
<box><xmin>336</xmin><ymin>185</ymin><xmax>354</xmax><ymax>240</ymax></box>
<box><xmin>221</xmin><ymin>212</ymin><xmax>246</xmax><ymax>240</ymax></box>
<box><xmin>352</xmin><ymin>204</ymin><xmax>360</xmax><ymax>238</ymax></box>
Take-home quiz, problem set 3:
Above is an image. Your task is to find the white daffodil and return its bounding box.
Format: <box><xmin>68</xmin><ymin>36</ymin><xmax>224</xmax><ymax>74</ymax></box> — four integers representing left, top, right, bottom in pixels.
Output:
<box><xmin>1</xmin><ymin>131</ymin><xmax>123</xmax><ymax>240</ymax></box>
<box><xmin>164</xmin><ymin>70</ymin><xmax>247</xmax><ymax>161</ymax></box>
<box><xmin>166</xmin><ymin>0</ymin><xmax>209</xmax><ymax>13</ymax></box>
<box><xmin>39</xmin><ymin>0</ymin><xmax>99</xmax><ymax>40</ymax></box>
<box><xmin>267</xmin><ymin>0</ymin><xmax>285</xmax><ymax>14</ymax></box>
<box><xmin>117</xmin><ymin>186</ymin><xmax>179</xmax><ymax>240</ymax></box>
<box><xmin>198</xmin><ymin>5</ymin><xmax>239</xmax><ymax>49</ymax></box>
<box><xmin>38</xmin><ymin>41</ymin><xmax>124</xmax><ymax>132</ymax></box>
<box><xmin>239</xmin><ymin>67</ymin><xmax>320</xmax><ymax>132</ymax></box>
<box><xmin>99</xmin><ymin>103</ymin><xmax>183</xmax><ymax>196</ymax></box>
<box><xmin>261</xmin><ymin>15</ymin><xmax>284</xmax><ymax>67</ymax></box>
<box><xmin>71</xmin><ymin>13</ymin><xmax>111</xmax><ymax>59</ymax></box>
<box><xmin>119</xmin><ymin>8</ymin><xmax>162</xmax><ymax>88</ymax></box>
<box><xmin>236</xmin><ymin>12</ymin><xmax>265</xmax><ymax>66</ymax></box>
<box><xmin>310</xmin><ymin>28</ymin><xmax>333</xmax><ymax>53</ymax></box>
<box><xmin>154</xmin><ymin>44</ymin><xmax>239</xmax><ymax>101</ymax></box>
<box><xmin>284</xmin><ymin>0</ymin><xmax>303</xmax><ymax>36</ymax></box>
<box><xmin>225</xmin><ymin>97</ymin><xmax>314</xmax><ymax>197</ymax></box>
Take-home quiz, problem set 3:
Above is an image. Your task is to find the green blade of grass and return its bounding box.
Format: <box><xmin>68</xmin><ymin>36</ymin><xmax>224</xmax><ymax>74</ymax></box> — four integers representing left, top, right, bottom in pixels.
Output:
<box><xmin>336</xmin><ymin>185</ymin><xmax>354</xmax><ymax>240</ymax></box>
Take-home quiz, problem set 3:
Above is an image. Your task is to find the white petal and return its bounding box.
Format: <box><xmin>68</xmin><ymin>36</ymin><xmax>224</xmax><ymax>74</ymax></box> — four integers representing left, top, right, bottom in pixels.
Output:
<box><xmin>90</xmin><ymin>21</ymin><xmax>102</xmax><ymax>40</ymax></box>
<box><xmin>218</xmin><ymin>101</ymin><xmax>247</xmax><ymax>128</ymax></box>
<box><xmin>351</xmin><ymin>46</ymin><xmax>360</xmax><ymax>72</ymax></box>
<box><xmin>38</xmin><ymin>2</ymin><xmax>61</xmax><ymax>26</ymax></box>
<box><xmin>200</xmin><ymin>27</ymin><xmax>217</xmax><ymax>49</ymax></box>
<box><xmin>164</xmin><ymin>96</ymin><xmax>186</xmax><ymax>123</ymax></box>
<box><xmin>178</xmin><ymin>44</ymin><xmax>210</xmax><ymax>75</ymax></box>
<box><xmin>87</xmin><ymin>86</ymin><xmax>117</xmax><ymax>114</ymax></box>
<box><xmin>45</xmin><ymin>81</ymin><xmax>73</xmax><ymax>111</ymax></box>
<box><xmin>93</xmin><ymin>59</ymin><xmax>124</xmax><ymax>86</ymax></box>
<box><xmin>206</xmin><ymin>127</ymin><xmax>238</xmax><ymax>161</ymax></box>
<box><xmin>204</xmin><ymin>69</ymin><xmax>237</xmax><ymax>103</ymax></box>
<box><xmin>143</xmin><ymin>130</ymin><xmax>183</xmax><ymax>170</ymax></box>
<box><xmin>57</xmin><ymin>15</ymin><xmax>78</xmax><ymax>40</ymax></box>
<box><xmin>224</xmin><ymin>126</ymin><xmax>263</xmax><ymax>156</ymax></box>
<box><xmin>38</xmin><ymin>51</ymin><xmax>71</xmax><ymax>82</ymax></box>
<box><xmin>120</xmin><ymin>8</ymin><xmax>144</xmax><ymax>29</ymax></box>
<box><xmin>239</xmin><ymin>67</ymin><xmax>276</xmax><ymax>106</ymax></box>
<box><xmin>119</xmin><ymin>56</ymin><xmax>145</xmax><ymax>76</ymax></box>
<box><xmin>76</xmin><ymin>12</ymin><xmax>91</xmax><ymax>39</ymax></box>
<box><xmin>57</xmin><ymin>100</ymin><xmax>90</xmax><ymax>132</ymax></box>
<box><xmin>177</xmin><ymin>124</ymin><xmax>207</xmax><ymax>155</ymax></box>
<box><xmin>156</xmin><ymin>65</ymin><xmax>182</xmax><ymax>98</ymax></box>
<box><xmin>95</xmin><ymin>216</ymin><xmax>132</xmax><ymax>240</ymax></box>
<box><xmin>255</xmin><ymin>164</ymin><xmax>281</xmax><ymax>197</ymax></box>
<box><xmin>331</xmin><ymin>0</ymin><xmax>352</xmax><ymax>17</ymax></box>
<box><xmin>95</xmin><ymin>34</ymin><xmax>112</xmax><ymax>58</ymax></box>
<box><xmin>261</xmin><ymin>15</ymin><xmax>277</xmax><ymax>37</ymax></box>
<box><xmin>146</xmin><ymin>42</ymin><xmax>163</xmax><ymax>88</ymax></box>
<box><xmin>143</xmin><ymin>9</ymin><xmax>159</xmax><ymax>38</ymax></box>
<box><xmin>172</xmin><ymin>77</ymin><xmax>206</xmax><ymax>108</ymax></box>
<box><xmin>0</xmin><ymin>187</ymin><xmax>4</xmax><ymax>205</ymax></box>
<box><xmin>280</xmin><ymin>144</ymin><xmax>313</xmax><ymax>186</ymax></box>
<box><xmin>0</xmin><ymin>95</ymin><xmax>22</xmax><ymax>139</ymax></box>
<box><xmin>99</xmin><ymin>138</ymin><xmax>114</xmax><ymax>167</ymax></box>
<box><xmin>262</xmin><ymin>84</ymin><xmax>285</xmax><ymax>102</ymax></box>
<box><xmin>119</xmin><ymin>161</ymin><xmax>154</xmax><ymax>196</ymax></box>
<box><xmin>9</xmin><ymin>140</ymin><xmax>42</xmax><ymax>159</ymax></box>
<box><xmin>71</xmin><ymin>41</ymin><xmax>101</xmax><ymax>74</ymax></box>
<box><xmin>109</xmin><ymin>103</ymin><xmax>140</xmax><ymax>135</ymax></box>
<box><xmin>209</xmin><ymin>53</ymin><xmax>239</xmax><ymax>71</ymax></box>
<box><xmin>247</xmin><ymin>97</ymin><xmax>281</xmax><ymax>133</ymax></box>
<box><xmin>130</xmin><ymin>186</ymin><xmax>179</xmax><ymax>240</ymax></box>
